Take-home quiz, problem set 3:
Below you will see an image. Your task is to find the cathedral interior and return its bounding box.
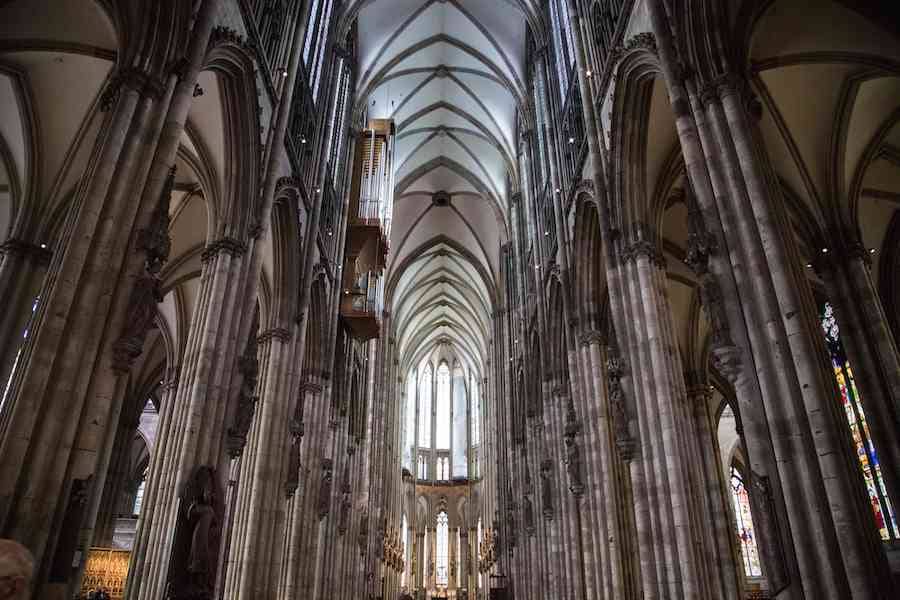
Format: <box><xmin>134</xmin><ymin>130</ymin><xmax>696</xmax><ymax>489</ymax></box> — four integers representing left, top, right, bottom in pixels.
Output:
<box><xmin>2</xmin><ymin>1</ymin><xmax>900</xmax><ymax>599</ymax></box>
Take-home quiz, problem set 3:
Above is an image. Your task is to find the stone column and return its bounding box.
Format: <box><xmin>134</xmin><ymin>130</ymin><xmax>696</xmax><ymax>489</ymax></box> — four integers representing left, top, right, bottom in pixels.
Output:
<box><xmin>226</xmin><ymin>326</ymin><xmax>295</xmax><ymax>599</ymax></box>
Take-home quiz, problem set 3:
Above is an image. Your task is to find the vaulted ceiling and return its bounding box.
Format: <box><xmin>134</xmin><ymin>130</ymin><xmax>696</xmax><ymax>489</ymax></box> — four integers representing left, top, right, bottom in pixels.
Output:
<box><xmin>353</xmin><ymin>0</ymin><xmax>529</xmax><ymax>376</ymax></box>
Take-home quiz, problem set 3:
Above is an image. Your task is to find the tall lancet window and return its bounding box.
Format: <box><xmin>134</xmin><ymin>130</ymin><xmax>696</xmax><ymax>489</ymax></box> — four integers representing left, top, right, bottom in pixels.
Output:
<box><xmin>401</xmin><ymin>514</ymin><xmax>409</xmax><ymax>587</ymax></box>
<box><xmin>471</xmin><ymin>376</ymin><xmax>480</xmax><ymax>446</ymax></box>
<box><xmin>404</xmin><ymin>371</ymin><xmax>416</xmax><ymax>469</ymax></box>
<box><xmin>436</xmin><ymin>363</ymin><xmax>451</xmax><ymax>449</ymax></box>
<box><xmin>436</xmin><ymin>511</ymin><xmax>449</xmax><ymax>587</ymax></box>
<box><xmin>419</xmin><ymin>364</ymin><xmax>433</xmax><ymax>448</ymax></box>
<box><xmin>821</xmin><ymin>302</ymin><xmax>898</xmax><ymax>540</ymax></box>
<box><xmin>549</xmin><ymin>0</ymin><xmax>576</xmax><ymax>99</ymax></box>
<box><xmin>730</xmin><ymin>466</ymin><xmax>762</xmax><ymax>577</ymax></box>
<box><xmin>452</xmin><ymin>367</ymin><xmax>467</xmax><ymax>477</ymax></box>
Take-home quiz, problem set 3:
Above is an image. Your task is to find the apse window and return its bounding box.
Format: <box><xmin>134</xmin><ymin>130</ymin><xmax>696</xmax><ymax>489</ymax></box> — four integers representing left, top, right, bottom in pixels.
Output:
<box><xmin>436</xmin><ymin>510</ymin><xmax>449</xmax><ymax>586</ymax></box>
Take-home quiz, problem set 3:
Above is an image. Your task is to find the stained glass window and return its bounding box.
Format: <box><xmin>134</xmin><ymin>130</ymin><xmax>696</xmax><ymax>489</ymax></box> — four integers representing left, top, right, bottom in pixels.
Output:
<box><xmin>436</xmin><ymin>363</ymin><xmax>451</xmax><ymax>449</ymax></box>
<box><xmin>418</xmin><ymin>454</ymin><xmax>427</xmax><ymax>480</ymax></box>
<box><xmin>133</xmin><ymin>476</ymin><xmax>147</xmax><ymax>516</ymax></box>
<box><xmin>821</xmin><ymin>302</ymin><xmax>899</xmax><ymax>540</ymax></box>
<box><xmin>472</xmin><ymin>376</ymin><xmax>481</xmax><ymax>446</ymax></box>
<box><xmin>1</xmin><ymin>295</ymin><xmax>40</xmax><ymax>413</ymax></box>
<box><xmin>437</xmin><ymin>456</ymin><xmax>450</xmax><ymax>481</ymax></box>
<box><xmin>436</xmin><ymin>511</ymin><xmax>449</xmax><ymax>586</ymax></box>
<box><xmin>419</xmin><ymin>364</ymin><xmax>433</xmax><ymax>448</ymax></box>
<box><xmin>730</xmin><ymin>467</ymin><xmax>762</xmax><ymax>577</ymax></box>
<box><xmin>404</xmin><ymin>371</ymin><xmax>416</xmax><ymax>469</ymax></box>
<box><xmin>549</xmin><ymin>0</ymin><xmax>576</xmax><ymax>99</ymax></box>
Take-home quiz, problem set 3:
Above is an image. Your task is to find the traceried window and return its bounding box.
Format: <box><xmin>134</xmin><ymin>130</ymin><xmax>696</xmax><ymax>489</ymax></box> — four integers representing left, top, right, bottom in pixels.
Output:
<box><xmin>436</xmin><ymin>511</ymin><xmax>449</xmax><ymax>586</ymax></box>
<box><xmin>730</xmin><ymin>466</ymin><xmax>762</xmax><ymax>577</ymax></box>
<box><xmin>452</xmin><ymin>367</ymin><xmax>467</xmax><ymax>477</ymax></box>
<box><xmin>133</xmin><ymin>474</ymin><xmax>147</xmax><ymax>516</ymax></box>
<box><xmin>472</xmin><ymin>376</ymin><xmax>481</xmax><ymax>446</ymax></box>
<box><xmin>422</xmin><ymin>529</ymin><xmax>429</xmax><ymax>587</ymax></box>
<box><xmin>549</xmin><ymin>0</ymin><xmax>576</xmax><ymax>99</ymax></box>
<box><xmin>303</xmin><ymin>0</ymin><xmax>335</xmax><ymax>101</ymax></box>
<box><xmin>419</xmin><ymin>364</ymin><xmax>433</xmax><ymax>448</ymax></box>
<box><xmin>401</xmin><ymin>514</ymin><xmax>409</xmax><ymax>588</ymax></box>
<box><xmin>436</xmin><ymin>363</ymin><xmax>451</xmax><ymax>449</ymax></box>
<box><xmin>1</xmin><ymin>295</ymin><xmax>40</xmax><ymax>413</ymax></box>
<box><xmin>821</xmin><ymin>302</ymin><xmax>899</xmax><ymax>540</ymax></box>
<box><xmin>404</xmin><ymin>371</ymin><xmax>416</xmax><ymax>469</ymax></box>
<box><xmin>437</xmin><ymin>456</ymin><xmax>450</xmax><ymax>481</ymax></box>
<box><xmin>418</xmin><ymin>454</ymin><xmax>427</xmax><ymax>480</ymax></box>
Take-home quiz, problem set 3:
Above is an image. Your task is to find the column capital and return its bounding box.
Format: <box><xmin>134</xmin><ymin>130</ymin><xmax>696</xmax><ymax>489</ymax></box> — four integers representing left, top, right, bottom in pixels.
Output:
<box><xmin>257</xmin><ymin>327</ymin><xmax>292</xmax><ymax>344</ymax></box>
<box><xmin>0</xmin><ymin>238</ymin><xmax>52</xmax><ymax>264</ymax></box>
<box><xmin>201</xmin><ymin>236</ymin><xmax>247</xmax><ymax>262</ymax></box>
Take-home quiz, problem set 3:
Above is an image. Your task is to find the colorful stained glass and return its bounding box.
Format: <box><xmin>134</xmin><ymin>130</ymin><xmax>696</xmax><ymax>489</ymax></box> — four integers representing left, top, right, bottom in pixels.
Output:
<box><xmin>821</xmin><ymin>303</ymin><xmax>898</xmax><ymax>540</ymax></box>
<box><xmin>730</xmin><ymin>467</ymin><xmax>762</xmax><ymax>577</ymax></box>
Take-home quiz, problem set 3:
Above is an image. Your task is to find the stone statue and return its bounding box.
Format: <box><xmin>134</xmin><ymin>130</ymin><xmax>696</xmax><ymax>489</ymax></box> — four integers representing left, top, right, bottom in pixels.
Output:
<box><xmin>540</xmin><ymin>459</ymin><xmax>553</xmax><ymax>520</ymax></box>
<box><xmin>358</xmin><ymin>511</ymin><xmax>369</xmax><ymax>556</ymax></box>
<box><xmin>226</xmin><ymin>320</ymin><xmax>260</xmax><ymax>457</ymax></box>
<box><xmin>564</xmin><ymin>436</ymin><xmax>584</xmax><ymax>496</ymax></box>
<box><xmin>180</xmin><ymin>466</ymin><xmax>218</xmax><ymax>599</ymax></box>
<box><xmin>113</xmin><ymin>275</ymin><xmax>163</xmax><ymax>371</ymax></box>
<box><xmin>523</xmin><ymin>495</ymin><xmax>535</xmax><ymax>536</ymax></box>
<box><xmin>317</xmin><ymin>459</ymin><xmax>333</xmax><ymax>519</ymax></box>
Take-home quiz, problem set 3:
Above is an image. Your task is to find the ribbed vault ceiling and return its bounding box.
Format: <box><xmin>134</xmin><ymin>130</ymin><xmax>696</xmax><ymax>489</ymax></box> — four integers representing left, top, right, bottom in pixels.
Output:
<box><xmin>354</xmin><ymin>0</ymin><xmax>527</xmax><ymax>375</ymax></box>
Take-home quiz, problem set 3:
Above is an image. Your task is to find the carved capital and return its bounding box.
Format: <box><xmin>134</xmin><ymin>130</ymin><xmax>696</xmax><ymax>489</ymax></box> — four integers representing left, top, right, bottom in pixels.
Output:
<box><xmin>257</xmin><ymin>327</ymin><xmax>292</xmax><ymax>344</ymax></box>
<box><xmin>299</xmin><ymin>381</ymin><xmax>323</xmax><ymax>396</ymax></box>
<box><xmin>608</xmin><ymin>32</ymin><xmax>657</xmax><ymax>65</ymax></box>
<box><xmin>710</xmin><ymin>343</ymin><xmax>743</xmax><ymax>384</ymax></box>
<box><xmin>0</xmin><ymin>238</ymin><xmax>52</xmax><ymax>264</ymax></box>
<box><xmin>100</xmin><ymin>67</ymin><xmax>166</xmax><ymax>112</ymax></box>
<box><xmin>578</xmin><ymin>328</ymin><xmax>604</xmax><ymax>347</ymax></box>
<box><xmin>201</xmin><ymin>237</ymin><xmax>247</xmax><ymax>262</ymax></box>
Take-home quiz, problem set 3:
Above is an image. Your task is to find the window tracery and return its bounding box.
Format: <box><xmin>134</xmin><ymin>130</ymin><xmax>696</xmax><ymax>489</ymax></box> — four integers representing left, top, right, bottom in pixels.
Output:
<box><xmin>436</xmin><ymin>511</ymin><xmax>449</xmax><ymax>586</ymax></box>
<box><xmin>436</xmin><ymin>363</ymin><xmax>451</xmax><ymax>449</ymax></box>
<box><xmin>730</xmin><ymin>466</ymin><xmax>762</xmax><ymax>577</ymax></box>
<box><xmin>821</xmin><ymin>302</ymin><xmax>898</xmax><ymax>540</ymax></box>
<box><xmin>419</xmin><ymin>364</ymin><xmax>433</xmax><ymax>448</ymax></box>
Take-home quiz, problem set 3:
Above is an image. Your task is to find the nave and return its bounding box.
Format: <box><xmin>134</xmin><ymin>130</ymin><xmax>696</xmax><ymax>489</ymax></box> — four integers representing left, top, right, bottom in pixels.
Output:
<box><xmin>1</xmin><ymin>1</ymin><xmax>900</xmax><ymax>600</ymax></box>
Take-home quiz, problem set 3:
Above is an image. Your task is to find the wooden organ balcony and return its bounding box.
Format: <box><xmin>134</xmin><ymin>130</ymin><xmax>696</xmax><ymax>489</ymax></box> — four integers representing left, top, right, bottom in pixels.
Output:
<box><xmin>340</xmin><ymin>119</ymin><xmax>394</xmax><ymax>340</ymax></box>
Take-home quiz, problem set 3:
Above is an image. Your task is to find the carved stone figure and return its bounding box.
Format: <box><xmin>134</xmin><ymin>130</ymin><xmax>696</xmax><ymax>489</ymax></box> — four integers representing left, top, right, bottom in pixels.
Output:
<box><xmin>226</xmin><ymin>323</ymin><xmax>260</xmax><ymax>457</ymax></box>
<box><xmin>523</xmin><ymin>495</ymin><xmax>535</xmax><ymax>536</ymax></box>
<box><xmin>540</xmin><ymin>460</ymin><xmax>554</xmax><ymax>520</ymax></box>
<box><xmin>137</xmin><ymin>166</ymin><xmax>175</xmax><ymax>275</ymax></box>
<box><xmin>564</xmin><ymin>437</ymin><xmax>584</xmax><ymax>496</ymax></box>
<box><xmin>606</xmin><ymin>352</ymin><xmax>635</xmax><ymax>460</ymax></box>
<box><xmin>175</xmin><ymin>466</ymin><xmax>218</xmax><ymax>600</ymax></box>
<box><xmin>317</xmin><ymin>459</ymin><xmax>333</xmax><ymax>519</ymax></box>
<box><xmin>338</xmin><ymin>492</ymin><xmax>351</xmax><ymax>535</ymax></box>
<box><xmin>113</xmin><ymin>275</ymin><xmax>164</xmax><ymax>372</ymax></box>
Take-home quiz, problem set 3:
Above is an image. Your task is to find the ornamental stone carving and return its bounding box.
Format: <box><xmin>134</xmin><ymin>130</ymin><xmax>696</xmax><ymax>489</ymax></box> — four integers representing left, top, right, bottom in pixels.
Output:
<box><xmin>606</xmin><ymin>352</ymin><xmax>635</xmax><ymax>461</ymax></box>
<box><xmin>540</xmin><ymin>459</ymin><xmax>553</xmax><ymax>521</ymax></box>
<box><xmin>523</xmin><ymin>495</ymin><xmax>535</xmax><ymax>537</ymax></box>
<box><xmin>112</xmin><ymin>167</ymin><xmax>175</xmax><ymax>373</ymax></box>
<box><xmin>564</xmin><ymin>437</ymin><xmax>584</xmax><ymax>496</ymax></box>
<box><xmin>317</xmin><ymin>459</ymin><xmax>334</xmax><ymax>519</ymax></box>
<box><xmin>226</xmin><ymin>325</ymin><xmax>260</xmax><ymax>457</ymax></box>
